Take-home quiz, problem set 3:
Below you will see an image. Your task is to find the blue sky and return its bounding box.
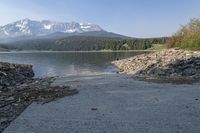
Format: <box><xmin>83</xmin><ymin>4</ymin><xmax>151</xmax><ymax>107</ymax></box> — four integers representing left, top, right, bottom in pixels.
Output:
<box><xmin>0</xmin><ymin>0</ymin><xmax>200</xmax><ymax>37</ymax></box>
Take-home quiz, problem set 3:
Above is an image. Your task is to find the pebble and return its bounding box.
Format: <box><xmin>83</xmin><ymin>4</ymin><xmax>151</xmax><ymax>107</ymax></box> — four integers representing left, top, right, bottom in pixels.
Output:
<box><xmin>5</xmin><ymin>97</ymin><xmax>15</xmax><ymax>101</ymax></box>
<box><xmin>112</xmin><ymin>49</ymin><xmax>200</xmax><ymax>81</ymax></box>
<box><xmin>91</xmin><ymin>108</ymin><xmax>98</xmax><ymax>111</ymax></box>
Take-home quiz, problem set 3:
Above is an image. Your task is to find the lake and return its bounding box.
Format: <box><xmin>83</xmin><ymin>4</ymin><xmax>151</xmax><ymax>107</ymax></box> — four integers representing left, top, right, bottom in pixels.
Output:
<box><xmin>0</xmin><ymin>51</ymin><xmax>144</xmax><ymax>77</ymax></box>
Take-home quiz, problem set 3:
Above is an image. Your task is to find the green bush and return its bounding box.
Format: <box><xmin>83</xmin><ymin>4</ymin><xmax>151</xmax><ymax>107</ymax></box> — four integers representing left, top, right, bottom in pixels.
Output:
<box><xmin>167</xmin><ymin>18</ymin><xmax>200</xmax><ymax>50</ymax></box>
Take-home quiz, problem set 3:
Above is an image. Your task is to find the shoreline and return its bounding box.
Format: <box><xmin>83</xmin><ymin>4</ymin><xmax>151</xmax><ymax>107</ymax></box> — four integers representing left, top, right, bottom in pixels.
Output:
<box><xmin>0</xmin><ymin>49</ymin><xmax>155</xmax><ymax>53</ymax></box>
<box><xmin>112</xmin><ymin>49</ymin><xmax>200</xmax><ymax>83</ymax></box>
<box><xmin>2</xmin><ymin>48</ymin><xmax>200</xmax><ymax>131</ymax></box>
<box><xmin>0</xmin><ymin>62</ymin><xmax>78</xmax><ymax>132</ymax></box>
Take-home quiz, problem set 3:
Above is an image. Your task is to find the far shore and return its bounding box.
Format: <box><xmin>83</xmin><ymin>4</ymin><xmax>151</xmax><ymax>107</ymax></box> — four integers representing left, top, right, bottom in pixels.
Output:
<box><xmin>0</xmin><ymin>48</ymin><xmax>10</xmax><ymax>52</ymax></box>
<box><xmin>0</xmin><ymin>49</ymin><xmax>156</xmax><ymax>53</ymax></box>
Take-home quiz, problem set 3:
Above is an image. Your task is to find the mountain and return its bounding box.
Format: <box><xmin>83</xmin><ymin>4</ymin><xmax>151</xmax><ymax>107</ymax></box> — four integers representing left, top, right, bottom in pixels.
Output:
<box><xmin>0</xmin><ymin>19</ymin><xmax>168</xmax><ymax>51</ymax></box>
<box><xmin>44</xmin><ymin>31</ymin><xmax>132</xmax><ymax>39</ymax></box>
<box><xmin>0</xmin><ymin>18</ymin><xmax>103</xmax><ymax>39</ymax></box>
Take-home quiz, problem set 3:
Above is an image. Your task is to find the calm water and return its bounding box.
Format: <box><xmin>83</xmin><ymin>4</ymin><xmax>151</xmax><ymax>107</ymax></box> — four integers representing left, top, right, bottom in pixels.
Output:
<box><xmin>0</xmin><ymin>51</ymin><xmax>144</xmax><ymax>77</ymax></box>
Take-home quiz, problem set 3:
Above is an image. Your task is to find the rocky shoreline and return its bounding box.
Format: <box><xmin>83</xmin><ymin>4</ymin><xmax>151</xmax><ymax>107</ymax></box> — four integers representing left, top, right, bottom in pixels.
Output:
<box><xmin>0</xmin><ymin>62</ymin><xmax>78</xmax><ymax>132</ymax></box>
<box><xmin>112</xmin><ymin>49</ymin><xmax>200</xmax><ymax>83</ymax></box>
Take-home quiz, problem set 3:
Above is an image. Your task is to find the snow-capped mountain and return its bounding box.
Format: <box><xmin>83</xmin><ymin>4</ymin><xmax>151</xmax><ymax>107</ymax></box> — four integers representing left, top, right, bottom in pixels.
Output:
<box><xmin>0</xmin><ymin>19</ymin><xmax>103</xmax><ymax>38</ymax></box>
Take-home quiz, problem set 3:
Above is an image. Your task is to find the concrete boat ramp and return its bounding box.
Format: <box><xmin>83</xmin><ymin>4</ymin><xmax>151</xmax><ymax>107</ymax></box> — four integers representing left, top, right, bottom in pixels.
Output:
<box><xmin>4</xmin><ymin>74</ymin><xmax>200</xmax><ymax>133</ymax></box>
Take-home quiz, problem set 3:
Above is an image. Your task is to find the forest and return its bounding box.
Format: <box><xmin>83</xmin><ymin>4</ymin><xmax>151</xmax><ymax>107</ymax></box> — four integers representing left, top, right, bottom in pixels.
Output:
<box><xmin>0</xmin><ymin>36</ymin><xmax>167</xmax><ymax>51</ymax></box>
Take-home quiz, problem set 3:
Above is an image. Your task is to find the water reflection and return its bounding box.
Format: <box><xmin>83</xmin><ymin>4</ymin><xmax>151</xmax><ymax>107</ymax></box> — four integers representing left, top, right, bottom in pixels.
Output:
<box><xmin>0</xmin><ymin>51</ymin><xmax>144</xmax><ymax>77</ymax></box>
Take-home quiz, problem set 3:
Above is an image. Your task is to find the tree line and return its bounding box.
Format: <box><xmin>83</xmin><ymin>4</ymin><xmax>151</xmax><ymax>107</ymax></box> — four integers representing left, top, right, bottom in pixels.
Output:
<box><xmin>0</xmin><ymin>36</ymin><xmax>167</xmax><ymax>51</ymax></box>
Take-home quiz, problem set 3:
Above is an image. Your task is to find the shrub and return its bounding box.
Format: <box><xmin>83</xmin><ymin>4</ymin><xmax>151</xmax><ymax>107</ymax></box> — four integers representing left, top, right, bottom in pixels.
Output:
<box><xmin>167</xmin><ymin>18</ymin><xmax>200</xmax><ymax>50</ymax></box>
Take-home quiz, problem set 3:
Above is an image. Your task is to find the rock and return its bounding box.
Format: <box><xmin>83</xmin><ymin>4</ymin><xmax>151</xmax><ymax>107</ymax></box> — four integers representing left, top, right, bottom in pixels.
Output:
<box><xmin>91</xmin><ymin>108</ymin><xmax>98</xmax><ymax>111</ymax></box>
<box><xmin>0</xmin><ymin>118</ymin><xmax>8</xmax><ymax>124</ymax></box>
<box><xmin>112</xmin><ymin>49</ymin><xmax>200</xmax><ymax>82</ymax></box>
<box><xmin>0</xmin><ymin>62</ymin><xmax>34</xmax><ymax>87</ymax></box>
<box><xmin>5</xmin><ymin>97</ymin><xmax>15</xmax><ymax>101</ymax></box>
<box><xmin>182</xmin><ymin>68</ymin><xmax>196</xmax><ymax>76</ymax></box>
<box><xmin>0</xmin><ymin>62</ymin><xmax>78</xmax><ymax>132</ymax></box>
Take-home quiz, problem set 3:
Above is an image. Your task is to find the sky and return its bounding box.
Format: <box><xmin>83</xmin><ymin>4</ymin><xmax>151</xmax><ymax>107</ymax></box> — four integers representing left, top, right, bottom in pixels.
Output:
<box><xmin>0</xmin><ymin>0</ymin><xmax>200</xmax><ymax>38</ymax></box>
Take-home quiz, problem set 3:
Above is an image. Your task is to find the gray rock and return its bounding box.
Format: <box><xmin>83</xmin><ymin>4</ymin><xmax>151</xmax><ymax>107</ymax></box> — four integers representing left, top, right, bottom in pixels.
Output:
<box><xmin>157</xmin><ymin>70</ymin><xmax>167</xmax><ymax>76</ymax></box>
<box><xmin>182</xmin><ymin>68</ymin><xmax>196</xmax><ymax>76</ymax></box>
<box><xmin>112</xmin><ymin>49</ymin><xmax>200</xmax><ymax>80</ymax></box>
<box><xmin>5</xmin><ymin>97</ymin><xmax>15</xmax><ymax>101</ymax></box>
<box><xmin>0</xmin><ymin>62</ymin><xmax>34</xmax><ymax>87</ymax></box>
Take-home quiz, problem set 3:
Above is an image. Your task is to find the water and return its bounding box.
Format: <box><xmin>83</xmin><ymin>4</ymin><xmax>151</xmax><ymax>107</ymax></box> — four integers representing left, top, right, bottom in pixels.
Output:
<box><xmin>0</xmin><ymin>51</ymin><xmax>144</xmax><ymax>77</ymax></box>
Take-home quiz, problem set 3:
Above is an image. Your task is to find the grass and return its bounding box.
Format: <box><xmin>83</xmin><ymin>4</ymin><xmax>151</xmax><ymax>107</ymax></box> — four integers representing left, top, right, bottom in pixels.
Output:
<box><xmin>0</xmin><ymin>47</ymin><xmax>9</xmax><ymax>52</ymax></box>
<box><xmin>147</xmin><ymin>44</ymin><xmax>166</xmax><ymax>51</ymax></box>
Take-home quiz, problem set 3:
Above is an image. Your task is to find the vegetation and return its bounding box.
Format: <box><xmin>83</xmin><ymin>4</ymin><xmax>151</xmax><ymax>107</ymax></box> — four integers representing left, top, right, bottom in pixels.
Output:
<box><xmin>147</xmin><ymin>44</ymin><xmax>167</xmax><ymax>51</ymax></box>
<box><xmin>0</xmin><ymin>36</ymin><xmax>167</xmax><ymax>51</ymax></box>
<box><xmin>167</xmin><ymin>18</ymin><xmax>200</xmax><ymax>50</ymax></box>
<box><xmin>0</xmin><ymin>46</ymin><xmax>9</xmax><ymax>51</ymax></box>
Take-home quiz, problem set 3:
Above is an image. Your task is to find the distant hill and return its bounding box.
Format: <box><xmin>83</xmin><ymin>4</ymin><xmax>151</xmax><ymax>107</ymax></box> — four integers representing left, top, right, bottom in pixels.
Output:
<box><xmin>43</xmin><ymin>31</ymin><xmax>132</xmax><ymax>40</ymax></box>
<box><xmin>0</xmin><ymin>35</ymin><xmax>167</xmax><ymax>51</ymax></box>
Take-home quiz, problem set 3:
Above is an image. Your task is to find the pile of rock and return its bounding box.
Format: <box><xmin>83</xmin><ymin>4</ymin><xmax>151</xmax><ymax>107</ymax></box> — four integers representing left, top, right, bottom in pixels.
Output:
<box><xmin>0</xmin><ymin>62</ymin><xmax>78</xmax><ymax>132</ymax></box>
<box><xmin>0</xmin><ymin>62</ymin><xmax>34</xmax><ymax>87</ymax></box>
<box><xmin>112</xmin><ymin>49</ymin><xmax>200</xmax><ymax>82</ymax></box>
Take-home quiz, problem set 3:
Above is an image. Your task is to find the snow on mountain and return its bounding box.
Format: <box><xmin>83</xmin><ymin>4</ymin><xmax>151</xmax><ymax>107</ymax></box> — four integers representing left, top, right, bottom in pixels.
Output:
<box><xmin>0</xmin><ymin>19</ymin><xmax>103</xmax><ymax>38</ymax></box>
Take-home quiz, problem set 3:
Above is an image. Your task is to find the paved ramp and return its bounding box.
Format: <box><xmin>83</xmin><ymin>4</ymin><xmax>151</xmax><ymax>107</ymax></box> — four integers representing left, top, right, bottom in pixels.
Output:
<box><xmin>3</xmin><ymin>74</ymin><xmax>200</xmax><ymax>133</ymax></box>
